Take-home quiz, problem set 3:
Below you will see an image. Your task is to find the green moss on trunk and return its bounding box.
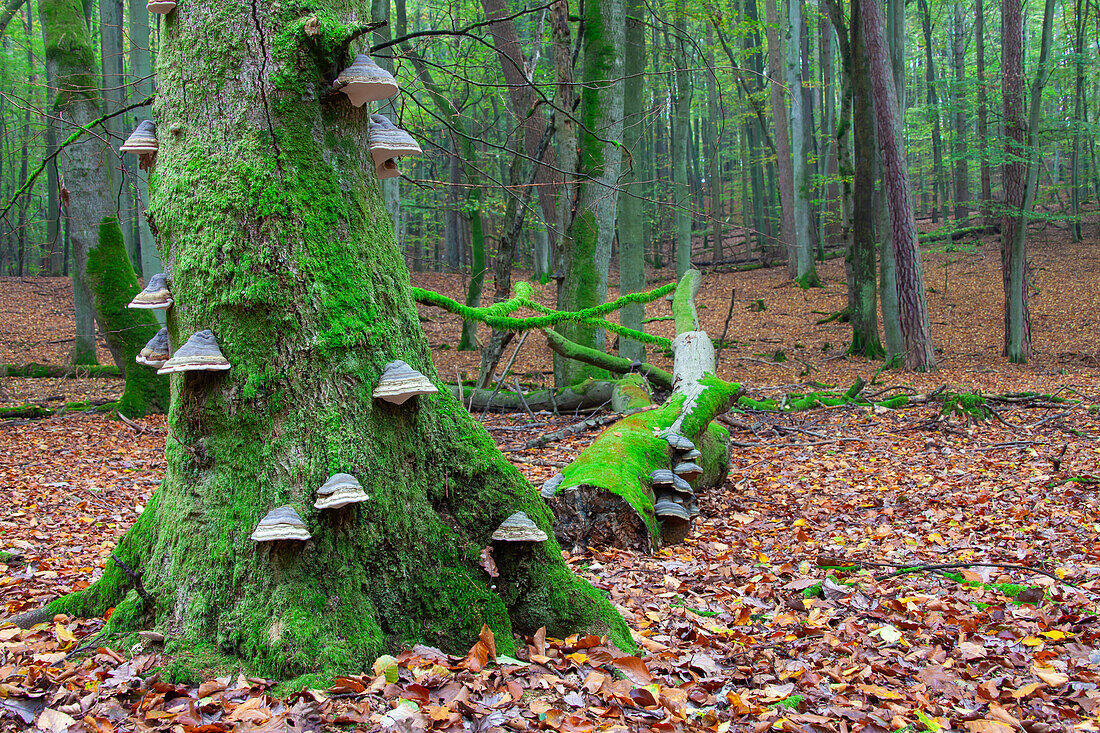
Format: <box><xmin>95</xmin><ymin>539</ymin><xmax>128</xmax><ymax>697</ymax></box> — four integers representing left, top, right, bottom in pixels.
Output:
<box><xmin>85</xmin><ymin>217</ymin><xmax>169</xmax><ymax>417</ymax></box>
<box><xmin>38</xmin><ymin>1</ymin><xmax>631</xmax><ymax>681</ymax></box>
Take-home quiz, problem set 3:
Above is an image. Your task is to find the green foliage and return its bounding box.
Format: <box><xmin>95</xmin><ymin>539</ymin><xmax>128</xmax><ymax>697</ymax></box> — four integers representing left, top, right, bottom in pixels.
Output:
<box><xmin>412</xmin><ymin>282</ymin><xmax>675</xmax><ymax>347</ymax></box>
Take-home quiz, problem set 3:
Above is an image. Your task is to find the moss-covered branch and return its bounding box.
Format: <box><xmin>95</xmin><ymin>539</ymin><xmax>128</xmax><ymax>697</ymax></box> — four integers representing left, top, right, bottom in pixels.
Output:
<box><xmin>412</xmin><ymin>281</ymin><xmax>674</xmax><ymax>346</ymax></box>
<box><xmin>542</xmin><ymin>329</ymin><xmax>674</xmax><ymax>391</ymax></box>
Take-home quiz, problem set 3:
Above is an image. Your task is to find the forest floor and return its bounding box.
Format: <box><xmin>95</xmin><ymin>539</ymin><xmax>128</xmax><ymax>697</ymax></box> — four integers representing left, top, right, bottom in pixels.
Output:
<box><xmin>1</xmin><ymin>223</ymin><xmax>1099</xmax><ymax>732</ymax></box>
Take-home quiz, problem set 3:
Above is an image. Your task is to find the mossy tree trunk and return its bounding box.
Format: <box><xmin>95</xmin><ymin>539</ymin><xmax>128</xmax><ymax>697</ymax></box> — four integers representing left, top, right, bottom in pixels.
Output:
<box><xmin>41</xmin><ymin>0</ymin><xmax>112</xmax><ymax>365</ymax></box>
<box><xmin>84</xmin><ymin>217</ymin><xmax>169</xmax><ymax>417</ymax></box>
<box><xmin>554</xmin><ymin>0</ymin><xmax>625</xmax><ymax>388</ymax></box>
<box><xmin>39</xmin><ymin>0</ymin><xmax>629</xmax><ymax>681</ymax></box>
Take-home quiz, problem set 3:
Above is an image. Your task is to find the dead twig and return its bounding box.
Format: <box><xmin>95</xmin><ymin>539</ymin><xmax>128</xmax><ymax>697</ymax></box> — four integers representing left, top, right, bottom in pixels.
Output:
<box><xmin>109</xmin><ymin>554</ymin><xmax>154</xmax><ymax>605</ymax></box>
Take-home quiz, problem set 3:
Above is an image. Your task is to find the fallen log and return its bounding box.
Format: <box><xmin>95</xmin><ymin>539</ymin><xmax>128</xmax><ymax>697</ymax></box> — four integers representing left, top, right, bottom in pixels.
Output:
<box><xmin>543</xmin><ymin>271</ymin><xmax>741</xmax><ymax>551</ymax></box>
<box><xmin>447</xmin><ymin>379</ymin><xmax>616</xmax><ymax>413</ymax></box>
<box><xmin>1</xmin><ymin>363</ymin><xmax>120</xmax><ymax>378</ymax></box>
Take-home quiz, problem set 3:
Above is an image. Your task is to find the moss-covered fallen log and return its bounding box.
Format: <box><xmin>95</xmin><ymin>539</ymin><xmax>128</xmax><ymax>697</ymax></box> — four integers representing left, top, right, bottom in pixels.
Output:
<box><xmin>447</xmin><ymin>379</ymin><xmax>617</xmax><ymax>413</ymax></box>
<box><xmin>0</xmin><ymin>399</ymin><xmax>115</xmax><ymax>420</ymax></box>
<box><xmin>543</xmin><ymin>271</ymin><xmax>741</xmax><ymax>551</ymax></box>
<box><xmin>1</xmin><ymin>363</ymin><xmax>121</xmax><ymax>378</ymax></box>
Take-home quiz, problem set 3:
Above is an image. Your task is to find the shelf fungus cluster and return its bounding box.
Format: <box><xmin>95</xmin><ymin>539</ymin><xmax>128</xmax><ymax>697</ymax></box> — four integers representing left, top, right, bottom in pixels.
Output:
<box><xmin>492</xmin><ymin>512</ymin><xmax>548</xmax><ymax>543</ymax></box>
<box><xmin>135</xmin><ymin>328</ymin><xmax>170</xmax><ymax>368</ymax></box>
<box><xmin>652</xmin><ymin>432</ymin><xmax>701</xmax><ymax>542</ymax></box>
<box><xmin>120</xmin><ymin>120</ymin><xmax>158</xmax><ymax>170</ymax></box>
<box><xmin>156</xmin><ymin>330</ymin><xmax>231</xmax><ymax>375</ymax></box>
<box><xmin>369</xmin><ymin>115</ymin><xmax>422</xmax><ymax>180</ymax></box>
<box><xmin>250</xmin><ymin>506</ymin><xmax>311</xmax><ymax>542</ymax></box>
<box><xmin>146</xmin><ymin>0</ymin><xmax>175</xmax><ymax>14</ymax></box>
<box><xmin>334</xmin><ymin>54</ymin><xmax>398</xmax><ymax>107</ymax></box>
<box><xmin>373</xmin><ymin>360</ymin><xmax>437</xmax><ymax>405</ymax></box>
<box><xmin>313</xmin><ymin>473</ymin><xmax>369</xmax><ymax>510</ymax></box>
<box><xmin>127</xmin><ymin>273</ymin><xmax>172</xmax><ymax>310</ymax></box>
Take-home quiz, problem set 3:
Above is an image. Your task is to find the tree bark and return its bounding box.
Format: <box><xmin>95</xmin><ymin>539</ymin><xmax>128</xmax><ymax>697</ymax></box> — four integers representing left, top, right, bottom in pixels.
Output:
<box><xmin>862</xmin><ymin>0</ymin><xmax>936</xmax><ymax>371</ymax></box>
<box><xmin>1070</xmin><ymin>0</ymin><xmax>1085</xmax><ymax>242</ymax></box>
<box><xmin>786</xmin><ymin>0</ymin><xmax>819</xmax><ymax>287</ymax></box>
<box><xmin>555</xmin><ymin>0</ymin><xmax>625</xmax><ymax>387</ymax></box>
<box><xmin>952</xmin><ymin>1</ymin><xmax>969</xmax><ymax>222</ymax></box>
<box><xmin>41</xmin><ymin>0</ymin><xmax>109</xmax><ymax>366</ymax></box>
<box><xmin>847</xmin><ymin>0</ymin><xmax>884</xmax><ymax>359</ymax></box>
<box><xmin>41</xmin><ymin>0</ymin><xmax>630</xmax><ymax>674</ymax></box>
<box><xmin>672</xmin><ymin>0</ymin><xmax>692</xmax><ymax>277</ymax></box>
<box><xmin>129</xmin><ymin>0</ymin><xmax>160</xmax><ymax>282</ymax></box>
<box><xmin>617</xmin><ymin>0</ymin><xmax>646</xmax><ymax>363</ymax></box>
<box><xmin>765</xmin><ymin>0</ymin><xmax>797</xmax><ymax>279</ymax></box>
<box><xmin>918</xmin><ymin>0</ymin><xmax>948</xmax><ymax>224</ymax></box>
<box><xmin>975</xmin><ymin>0</ymin><xmax>992</xmax><ymax>225</ymax></box>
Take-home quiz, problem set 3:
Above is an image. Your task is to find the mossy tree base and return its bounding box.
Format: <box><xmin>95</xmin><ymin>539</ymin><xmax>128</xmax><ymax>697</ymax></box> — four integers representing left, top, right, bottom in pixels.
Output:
<box><xmin>22</xmin><ymin>0</ymin><xmax>632</xmax><ymax>681</ymax></box>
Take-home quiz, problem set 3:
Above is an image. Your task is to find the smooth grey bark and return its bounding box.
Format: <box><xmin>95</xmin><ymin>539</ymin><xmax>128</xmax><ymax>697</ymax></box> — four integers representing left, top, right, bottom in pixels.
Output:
<box><xmin>617</xmin><ymin>0</ymin><xmax>646</xmax><ymax>363</ymax></box>
<box><xmin>976</xmin><ymin>0</ymin><xmax>992</xmax><ymax>225</ymax></box>
<box><xmin>952</xmin><ymin>1</ymin><xmax>970</xmax><ymax>222</ymax></box>
<box><xmin>41</xmin><ymin>0</ymin><xmax>112</xmax><ymax>365</ymax></box>
<box><xmin>765</xmin><ymin>0</ymin><xmax>797</xmax><ymax>279</ymax></box>
<box><xmin>705</xmin><ymin>29</ymin><xmax>722</xmax><ymax>264</ymax></box>
<box><xmin>100</xmin><ymin>0</ymin><xmax>132</xmax><ymax>264</ymax></box>
<box><xmin>1070</xmin><ymin>0</ymin><xmax>1085</xmax><ymax>241</ymax></box>
<box><xmin>672</xmin><ymin>0</ymin><xmax>692</xmax><ymax>278</ymax></box>
<box><xmin>786</xmin><ymin>0</ymin><xmax>818</xmax><ymax>287</ymax></box>
<box><xmin>918</xmin><ymin>0</ymin><xmax>948</xmax><ymax>223</ymax></box>
<box><xmin>129</xmin><ymin>0</ymin><xmax>159</xmax><ymax>282</ymax></box>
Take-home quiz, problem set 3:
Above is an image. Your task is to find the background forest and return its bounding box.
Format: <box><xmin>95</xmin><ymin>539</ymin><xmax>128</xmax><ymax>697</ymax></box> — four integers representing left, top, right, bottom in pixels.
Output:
<box><xmin>0</xmin><ymin>0</ymin><xmax>1095</xmax><ymax>374</ymax></box>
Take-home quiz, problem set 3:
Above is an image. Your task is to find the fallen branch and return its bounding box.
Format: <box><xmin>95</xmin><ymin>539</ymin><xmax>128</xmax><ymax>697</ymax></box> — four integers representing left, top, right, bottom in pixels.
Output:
<box><xmin>109</xmin><ymin>554</ymin><xmax>154</xmax><ymax>606</ymax></box>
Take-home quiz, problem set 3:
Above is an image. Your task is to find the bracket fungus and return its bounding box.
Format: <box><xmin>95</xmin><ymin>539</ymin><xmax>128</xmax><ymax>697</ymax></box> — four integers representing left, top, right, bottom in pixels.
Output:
<box><xmin>135</xmin><ymin>327</ymin><xmax>170</xmax><ymax>368</ymax></box>
<box><xmin>334</xmin><ymin>54</ymin><xmax>398</xmax><ymax>107</ymax></box>
<box><xmin>157</xmin><ymin>330</ymin><xmax>231</xmax><ymax>374</ymax></box>
<box><xmin>673</xmin><ymin>461</ymin><xmax>703</xmax><ymax>482</ymax></box>
<box><xmin>491</xmin><ymin>512</ymin><xmax>548</xmax><ymax>543</ymax></box>
<box><xmin>127</xmin><ymin>272</ymin><xmax>172</xmax><ymax>310</ymax></box>
<box><xmin>372</xmin><ymin>360</ymin><xmax>437</xmax><ymax>405</ymax></box>
<box><xmin>376</xmin><ymin>158</ymin><xmax>401</xmax><ymax>180</ymax></box>
<box><xmin>654</xmin><ymin>496</ymin><xmax>690</xmax><ymax>521</ymax></box>
<box><xmin>146</xmin><ymin>0</ymin><xmax>175</xmax><ymax>13</ymax></box>
<box><xmin>663</xmin><ymin>433</ymin><xmax>696</xmax><ymax>453</ymax></box>
<box><xmin>120</xmin><ymin>120</ymin><xmax>158</xmax><ymax>154</ymax></box>
<box><xmin>540</xmin><ymin>472</ymin><xmax>564</xmax><ymax>499</ymax></box>
<box><xmin>314</xmin><ymin>473</ymin><xmax>369</xmax><ymax>510</ymax></box>
<box><xmin>250</xmin><ymin>506</ymin><xmax>311</xmax><ymax>542</ymax></box>
<box><xmin>682</xmin><ymin>448</ymin><xmax>702</xmax><ymax>461</ymax></box>
<box><xmin>369</xmin><ymin>115</ymin><xmax>421</xmax><ymax>176</ymax></box>
<box><xmin>649</xmin><ymin>469</ymin><xmax>693</xmax><ymax>495</ymax></box>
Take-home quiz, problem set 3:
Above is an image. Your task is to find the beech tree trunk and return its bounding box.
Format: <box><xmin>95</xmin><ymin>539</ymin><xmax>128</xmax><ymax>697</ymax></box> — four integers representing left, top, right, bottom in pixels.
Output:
<box><xmin>617</xmin><ymin>0</ymin><xmax>647</xmax><ymax>363</ymax></box>
<box><xmin>786</xmin><ymin>0</ymin><xmax>819</xmax><ymax>287</ymax></box>
<box><xmin>975</xmin><ymin>0</ymin><xmax>992</xmax><ymax>225</ymax></box>
<box><xmin>765</xmin><ymin>0</ymin><xmax>797</xmax><ymax>279</ymax></box>
<box><xmin>672</xmin><ymin>0</ymin><xmax>692</xmax><ymax>278</ymax></box>
<box><xmin>952</xmin><ymin>1</ymin><xmax>969</xmax><ymax>222</ymax></box>
<box><xmin>918</xmin><ymin>0</ymin><xmax>948</xmax><ymax>224</ymax></box>
<box><xmin>42</xmin><ymin>0</ymin><xmax>110</xmax><ymax>366</ymax></box>
<box><xmin>555</xmin><ymin>0</ymin><xmax>625</xmax><ymax>387</ymax></box>
<box><xmin>37</xmin><ymin>0</ymin><xmax>629</xmax><ymax>677</ymax></box>
<box><xmin>861</xmin><ymin>0</ymin><xmax>936</xmax><ymax>371</ymax></box>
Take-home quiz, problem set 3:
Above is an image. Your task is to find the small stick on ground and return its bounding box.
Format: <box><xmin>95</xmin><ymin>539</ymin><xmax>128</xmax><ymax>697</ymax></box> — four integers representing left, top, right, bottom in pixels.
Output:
<box><xmin>714</xmin><ymin>288</ymin><xmax>736</xmax><ymax>368</ymax></box>
<box><xmin>482</xmin><ymin>331</ymin><xmax>528</xmax><ymax>417</ymax></box>
<box><xmin>109</xmin><ymin>554</ymin><xmax>154</xmax><ymax>605</ymax></box>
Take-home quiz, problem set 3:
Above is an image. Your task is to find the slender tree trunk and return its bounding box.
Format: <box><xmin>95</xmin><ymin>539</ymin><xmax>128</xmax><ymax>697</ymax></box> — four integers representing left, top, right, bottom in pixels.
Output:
<box><xmin>952</xmin><ymin>1</ymin><xmax>970</xmax><ymax>222</ymax></box>
<box><xmin>618</xmin><ymin>0</ymin><xmax>646</xmax><ymax>363</ymax></box>
<box><xmin>706</xmin><ymin>30</ymin><xmax>722</xmax><ymax>265</ymax></box>
<box><xmin>862</xmin><ymin>0</ymin><xmax>936</xmax><ymax>370</ymax></box>
<box><xmin>44</xmin><ymin>0</ymin><xmax>630</xmax><ymax>670</ymax></box>
<box><xmin>555</xmin><ymin>0</ymin><xmax>626</xmax><ymax>387</ymax></box>
<box><xmin>41</xmin><ymin>0</ymin><xmax>108</xmax><ymax>365</ymax></box>
<box><xmin>129</xmin><ymin>0</ymin><xmax>159</xmax><ymax>282</ymax></box>
<box><xmin>99</xmin><ymin>0</ymin><xmax>133</xmax><ymax>263</ymax></box>
<box><xmin>1001</xmin><ymin>0</ymin><xmax>1028</xmax><ymax>362</ymax></box>
<box><xmin>787</xmin><ymin>0</ymin><xmax>819</xmax><ymax>286</ymax></box>
<box><xmin>918</xmin><ymin>0</ymin><xmax>948</xmax><ymax>224</ymax></box>
<box><xmin>975</xmin><ymin>0</ymin><xmax>992</xmax><ymax>225</ymax></box>
<box><xmin>821</xmin><ymin>2</ymin><xmax>841</xmax><ymax>250</ymax></box>
<box><xmin>1070</xmin><ymin>0</ymin><xmax>1085</xmax><ymax>242</ymax></box>
<box><xmin>765</xmin><ymin>0</ymin><xmax>797</xmax><ymax>278</ymax></box>
<box><xmin>16</xmin><ymin>4</ymin><xmax>32</xmax><ymax>276</ymax></box>
<box><xmin>549</xmin><ymin>0</ymin><xmax>576</xmax><ymax>275</ymax></box>
<box><xmin>672</xmin><ymin>0</ymin><xmax>692</xmax><ymax>277</ymax></box>
<box><xmin>847</xmin><ymin>0</ymin><xmax>883</xmax><ymax>358</ymax></box>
